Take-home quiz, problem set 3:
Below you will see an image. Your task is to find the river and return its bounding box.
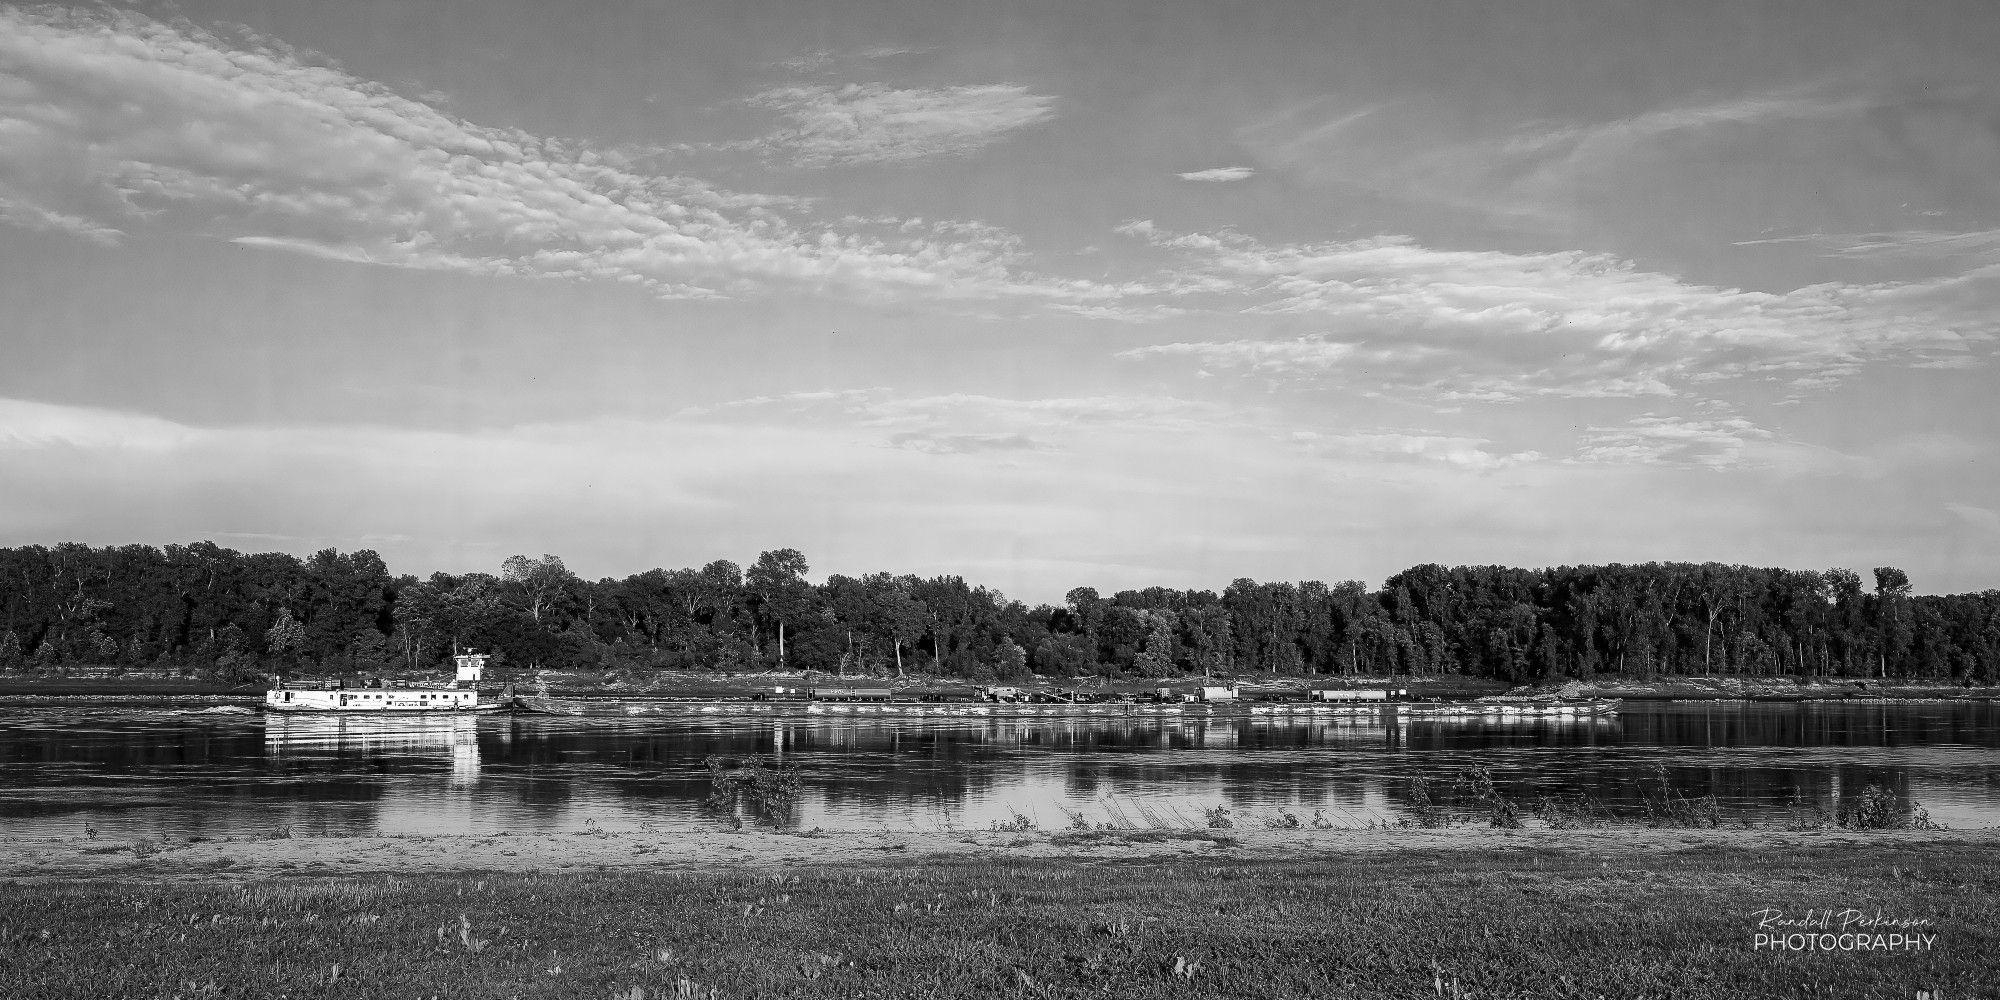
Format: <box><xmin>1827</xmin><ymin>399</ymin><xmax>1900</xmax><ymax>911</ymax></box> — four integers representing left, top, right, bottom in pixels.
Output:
<box><xmin>2</xmin><ymin>699</ymin><xmax>1996</xmax><ymax>839</ymax></box>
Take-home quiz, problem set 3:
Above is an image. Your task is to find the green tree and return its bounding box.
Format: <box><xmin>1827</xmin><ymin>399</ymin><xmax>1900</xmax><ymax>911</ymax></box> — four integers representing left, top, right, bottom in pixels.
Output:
<box><xmin>501</xmin><ymin>554</ymin><xmax>573</xmax><ymax>624</ymax></box>
<box><xmin>864</xmin><ymin>573</ymin><xmax>926</xmax><ymax>676</ymax></box>
<box><xmin>265</xmin><ymin>608</ymin><xmax>305</xmax><ymax>655</ymax></box>
<box><xmin>1874</xmin><ymin>567</ymin><xmax>1913</xmax><ymax>677</ymax></box>
<box><xmin>747</xmin><ymin>549</ymin><xmax>811</xmax><ymax>670</ymax></box>
<box><xmin>1132</xmin><ymin>614</ymin><xmax>1178</xmax><ymax>677</ymax></box>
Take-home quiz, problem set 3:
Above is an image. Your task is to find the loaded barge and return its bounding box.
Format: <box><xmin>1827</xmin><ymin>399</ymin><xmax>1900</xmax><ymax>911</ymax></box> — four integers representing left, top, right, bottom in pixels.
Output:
<box><xmin>511</xmin><ymin>683</ymin><xmax>1620</xmax><ymax>719</ymax></box>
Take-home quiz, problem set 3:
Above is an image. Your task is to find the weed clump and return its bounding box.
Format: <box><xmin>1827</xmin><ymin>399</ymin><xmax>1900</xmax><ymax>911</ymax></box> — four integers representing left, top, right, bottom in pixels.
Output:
<box><xmin>1837</xmin><ymin>784</ymin><xmax>1943</xmax><ymax>831</ymax></box>
<box><xmin>1638</xmin><ymin>764</ymin><xmax>1721</xmax><ymax>828</ymax></box>
<box><xmin>1782</xmin><ymin>785</ymin><xmax>1942</xmax><ymax>831</ymax></box>
<box><xmin>1783</xmin><ymin>790</ymin><xmax>1833</xmax><ymax>831</ymax></box>
<box><xmin>989</xmin><ymin>810</ymin><xmax>1037</xmax><ymax>833</ymax></box>
<box><xmin>1452</xmin><ymin>767</ymin><xmax>1522</xmax><ymax>829</ymax></box>
<box><xmin>1398</xmin><ymin>774</ymin><xmax>1453</xmax><ymax>829</ymax></box>
<box><xmin>1532</xmin><ymin>794</ymin><xmax>1613</xmax><ymax>830</ymax></box>
<box><xmin>703</xmin><ymin>755</ymin><xmax>802</xmax><ymax>828</ymax></box>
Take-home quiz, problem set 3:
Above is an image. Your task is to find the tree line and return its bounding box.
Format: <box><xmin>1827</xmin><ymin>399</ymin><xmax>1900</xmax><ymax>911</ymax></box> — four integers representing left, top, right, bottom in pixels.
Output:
<box><xmin>1</xmin><ymin>542</ymin><xmax>1996</xmax><ymax>683</ymax></box>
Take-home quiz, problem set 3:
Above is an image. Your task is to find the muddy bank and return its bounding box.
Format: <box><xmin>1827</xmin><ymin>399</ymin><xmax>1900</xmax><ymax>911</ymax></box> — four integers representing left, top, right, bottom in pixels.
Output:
<box><xmin>8</xmin><ymin>667</ymin><xmax>1993</xmax><ymax>703</ymax></box>
<box><xmin>9</xmin><ymin>824</ymin><xmax>1997</xmax><ymax>882</ymax></box>
<box><xmin>1512</xmin><ymin>676</ymin><xmax>2000</xmax><ymax>702</ymax></box>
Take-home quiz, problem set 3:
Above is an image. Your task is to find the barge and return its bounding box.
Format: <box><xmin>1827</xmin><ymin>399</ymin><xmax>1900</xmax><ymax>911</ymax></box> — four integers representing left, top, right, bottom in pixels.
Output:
<box><xmin>508</xmin><ymin>684</ymin><xmax>1621</xmax><ymax>720</ymax></box>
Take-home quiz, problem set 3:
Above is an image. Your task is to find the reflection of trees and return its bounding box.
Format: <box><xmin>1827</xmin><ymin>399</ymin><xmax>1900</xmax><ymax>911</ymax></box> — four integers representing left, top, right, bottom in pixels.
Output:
<box><xmin>1619</xmin><ymin>703</ymin><xmax>1997</xmax><ymax>750</ymax></box>
<box><xmin>6</xmin><ymin>704</ymin><xmax>1995</xmax><ymax>835</ymax></box>
<box><xmin>0</xmin><ymin>715</ymin><xmax>408</xmax><ymax>837</ymax></box>
<box><xmin>5</xmin><ymin>722</ymin><xmax>266</xmax><ymax>772</ymax></box>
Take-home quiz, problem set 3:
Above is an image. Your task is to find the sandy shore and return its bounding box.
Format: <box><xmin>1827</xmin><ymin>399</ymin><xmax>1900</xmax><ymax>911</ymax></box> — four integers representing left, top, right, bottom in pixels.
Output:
<box><xmin>9</xmin><ymin>824</ymin><xmax>1996</xmax><ymax>882</ymax></box>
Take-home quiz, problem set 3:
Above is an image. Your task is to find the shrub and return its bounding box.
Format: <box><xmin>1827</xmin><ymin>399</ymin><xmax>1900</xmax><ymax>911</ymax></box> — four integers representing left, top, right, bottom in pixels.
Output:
<box><xmin>1453</xmin><ymin>767</ymin><xmax>1522</xmax><ymax>829</ymax></box>
<box><xmin>1782</xmin><ymin>791</ymin><xmax>1832</xmax><ymax>831</ymax></box>
<box><xmin>989</xmin><ymin>810</ymin><xmax>1037</xmax><ymax>833</ymax></box>
<box><xmin>1399</xmin><ymin>775</ymin><xmax>1452</xmax><ymax>829</ymax></box>
<box><xmin>1264</xmin><ymin>808</ymin><xmax>1302</xmax><ymax>830</ymax></box>
<box><xmin>1638</xmin><ymin>764</ymin><xmax>1721</xmax><ymax>828</ymax></box>
<box><xmin>704</xmin><ymin>754</ymin><xmax>802</xmax><ymax>828</ymax></box>
<box><xmin>1532</xmin><ymin>794</ymin><xmax>1612</xmax><ymax>830</ymax></box>
<box><xmin>1836</xmin><ymin>784</ymin><xmax>1942</xmax><ymax>831</ymax></box>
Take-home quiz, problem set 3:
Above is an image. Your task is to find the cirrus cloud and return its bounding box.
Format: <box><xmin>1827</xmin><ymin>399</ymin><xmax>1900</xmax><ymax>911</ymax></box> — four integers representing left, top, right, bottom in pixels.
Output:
<box><xmin>745</xmin><ymin>83</ymin><xmax>1056</xmax><ymax>167</ymax></box>
<box><xmin>0</xmin><ymin>8</ymin><xmax>1096</xmax><ymax>308</ymax></box>
<box><xmin>1571</xmin><ymin>415</ymin><xmax>1774</xmax><ymax>470</ymax></box>
<box><xmin>1112</xmin><ymin>221</ymin><xmax>1996</xmax><ymax>402</ymax></box>
<box><xmin>1176</xmin><ymin>166</ymin><xmax>1255</xmax><ymax>182</ymax></box>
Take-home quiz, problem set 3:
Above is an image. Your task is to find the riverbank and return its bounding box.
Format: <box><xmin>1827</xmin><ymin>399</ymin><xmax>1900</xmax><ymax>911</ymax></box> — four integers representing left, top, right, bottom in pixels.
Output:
<box><xmin>4</xmin><ymin>828</ymin><xmax>1993</xmax><ymax>998</ymax></box>
<box><xmin>1516</xmin><ymin>676</ymin><xmax>2000</xmax><ymax>702</ymax></box>
<box><xmin>0</xmin><ymin>675</ymin><xmax>261</xmax><ymax>697</ymax></box>
<box><xmin>8</xmin><ymin>824</ymin><xmax>2000</xmax><ymax>881</ymax></box>
<box><xmin>6</xmin><ymin>668</ymin><xmax>1995</xmax><ymax>703</ymax></box>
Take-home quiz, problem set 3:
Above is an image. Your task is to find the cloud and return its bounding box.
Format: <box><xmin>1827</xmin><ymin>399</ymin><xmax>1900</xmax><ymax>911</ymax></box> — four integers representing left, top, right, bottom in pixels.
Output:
<box><xmin>681</xmin><ymin>389</ymin><xmax>1235</xmax><ymax>445</ymax></box>
<box><xmin>889</xmin><ymin>432</ymin><xmax>1046</xmax><ymax>455</ymax></box>
<box><xmin>0</xmin><ymin>188</ymin><xmax>125</xmax><ymax>245</ymax></box>
<box><xmin>1112</xmin><ymin>222</ymin><xmax>1996</xmax><ymax>401</ymax></box>
<box><xmin>0</xmin><ymin>9</ymin><xmax>1094</xmax><ymax>307</ymax></box>
<box><xmin>8</xmin><ymin>395</ymin><xmax>1998</xmax><ymax>600</ymax></box>
<box><xmin>1491</xmin><ymin>85</ymin><xmax>1877</xmax><ymax>202</ymax></box>
<box><xmin>0</xmin><ymin>398</ymin><xmax>197</xmax><ymax>451</ymax></box>
<box><xmin>775</xmin><ymin>46</ymin><xmax>923</xmax><ymax>74</ymax></box>
<box><xmin>1176</xmin><ymin>166</ymin><xmax>1254</xmax><ymax>183</ymax></box>
<box><xmin>1944</xmin><ymin>502</ymin><xmax>2000</xmax><ymax>535</ymax></box>
<box><xmin>679</xmin><ymin>388</ymin><xmax>1544</xmax><ymax>474</ymax></box>
<box><xmin>745</xmin><ymin>83</ymin><xmax>1056</xmax><ymax>166</ymax></box>
<box><xmin>1571</xmin><ymin>415</ymin><xmax>1774</xmax><ymax>470</ymax></box>
<box><xmin>1294</xmin><ymin>430</ymin><xmax>1542</xmax><ymax>473</ymax></box>
<box><xmin>1241</xmin><ymin>80</ymin><xmax>2000</xmax><ymax>235</ymax></box>
<box><xmin>1734</xmin><ymin>229</ymin><xmax>2000</xmax><ymax>265</ymax></box>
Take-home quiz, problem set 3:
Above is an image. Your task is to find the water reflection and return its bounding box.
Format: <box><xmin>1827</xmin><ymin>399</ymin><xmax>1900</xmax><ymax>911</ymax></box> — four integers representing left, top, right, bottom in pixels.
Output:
<box><xmin>0</xmin><ymin>701</ymin><xmax>1993</xmax><ymax>839</ymax></box>
<box><xmin>266</xmin><ymin>715</ymin><xmax>481</xmax><ymax>786</ymax></box>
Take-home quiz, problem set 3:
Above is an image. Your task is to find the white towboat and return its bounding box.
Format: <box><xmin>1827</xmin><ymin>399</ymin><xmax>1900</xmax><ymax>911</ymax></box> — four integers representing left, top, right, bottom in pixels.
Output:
<box><xmin>264</xmin><ymin>650</ymin><xmax>509</xmax><ymax>714</ymax></box>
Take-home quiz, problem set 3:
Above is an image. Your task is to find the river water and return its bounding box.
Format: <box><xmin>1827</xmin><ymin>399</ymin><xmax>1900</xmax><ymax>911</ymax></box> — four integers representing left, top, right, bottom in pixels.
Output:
<box><xmin>2</xmin><ymin>699</ymin><xmax>1997</xmax><ymax>839</ymax></box>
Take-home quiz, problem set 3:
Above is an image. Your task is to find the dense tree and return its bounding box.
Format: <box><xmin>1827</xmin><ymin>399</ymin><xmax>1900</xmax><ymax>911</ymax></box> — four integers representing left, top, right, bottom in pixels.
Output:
<box><xmin>501</xmin><ymin>554</ymin><xmax>572</xmax><ymax>624</ymax></box>
<box><xmin>746</xmin><ymin>549</ymin><xmax>811</xmax><ymax>670</ymax></box>
<box><xmin>2</xmin><ymin>543</ymin><xmax>1997</xmax><ymax>683</ymax></box>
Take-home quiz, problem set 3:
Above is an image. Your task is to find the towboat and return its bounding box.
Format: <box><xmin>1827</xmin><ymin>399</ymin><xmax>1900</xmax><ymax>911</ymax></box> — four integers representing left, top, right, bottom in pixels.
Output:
<box><xmin>264</xmin><ymin>650</ymin><xmax>509</xmax><ymax>714</ymax></box>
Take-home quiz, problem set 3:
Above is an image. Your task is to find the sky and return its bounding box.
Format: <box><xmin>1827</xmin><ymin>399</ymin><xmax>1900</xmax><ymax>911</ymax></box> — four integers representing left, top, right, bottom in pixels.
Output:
<box><xmin>2</xmin><ymin>0</ymin><xmax>1998</xmax><ymax>603</ymax></box>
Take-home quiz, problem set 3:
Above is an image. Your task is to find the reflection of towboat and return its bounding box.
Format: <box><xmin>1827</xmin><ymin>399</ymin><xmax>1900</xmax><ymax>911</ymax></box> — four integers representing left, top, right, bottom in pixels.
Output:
<box><xmin>263</xmin><ymin>714</ymin><xmax>481</xmax><ymax>784</ymax></box>
<box><xmin>263</xmin><ymin>713</ymin><xmax>480</xmax><ymax>749</ymax></box>
<box><xmin>264</xmin><ymin>651</ymin><xmax>509</xmax><ymax>714</ymax></box>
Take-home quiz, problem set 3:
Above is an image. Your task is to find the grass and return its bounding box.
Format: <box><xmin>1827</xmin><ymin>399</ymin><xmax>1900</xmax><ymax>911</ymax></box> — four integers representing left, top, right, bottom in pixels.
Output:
<box><xmin>2</xmin><ymin>840</ymin><xmax>1995</xmax><ymax>998</ymax></box>
<box><xmin>1044</xmin><ymin>828</ymin><xmax>1241</xmax><ymax>848</ymax></box>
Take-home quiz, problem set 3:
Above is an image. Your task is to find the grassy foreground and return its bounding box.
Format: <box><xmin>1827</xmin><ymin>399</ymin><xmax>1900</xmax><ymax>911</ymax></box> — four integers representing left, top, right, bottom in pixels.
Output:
<box><xmin>2</xmin><ymin>839</ymin><xmax>1994</xmax><ymax>999</ymax></box>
